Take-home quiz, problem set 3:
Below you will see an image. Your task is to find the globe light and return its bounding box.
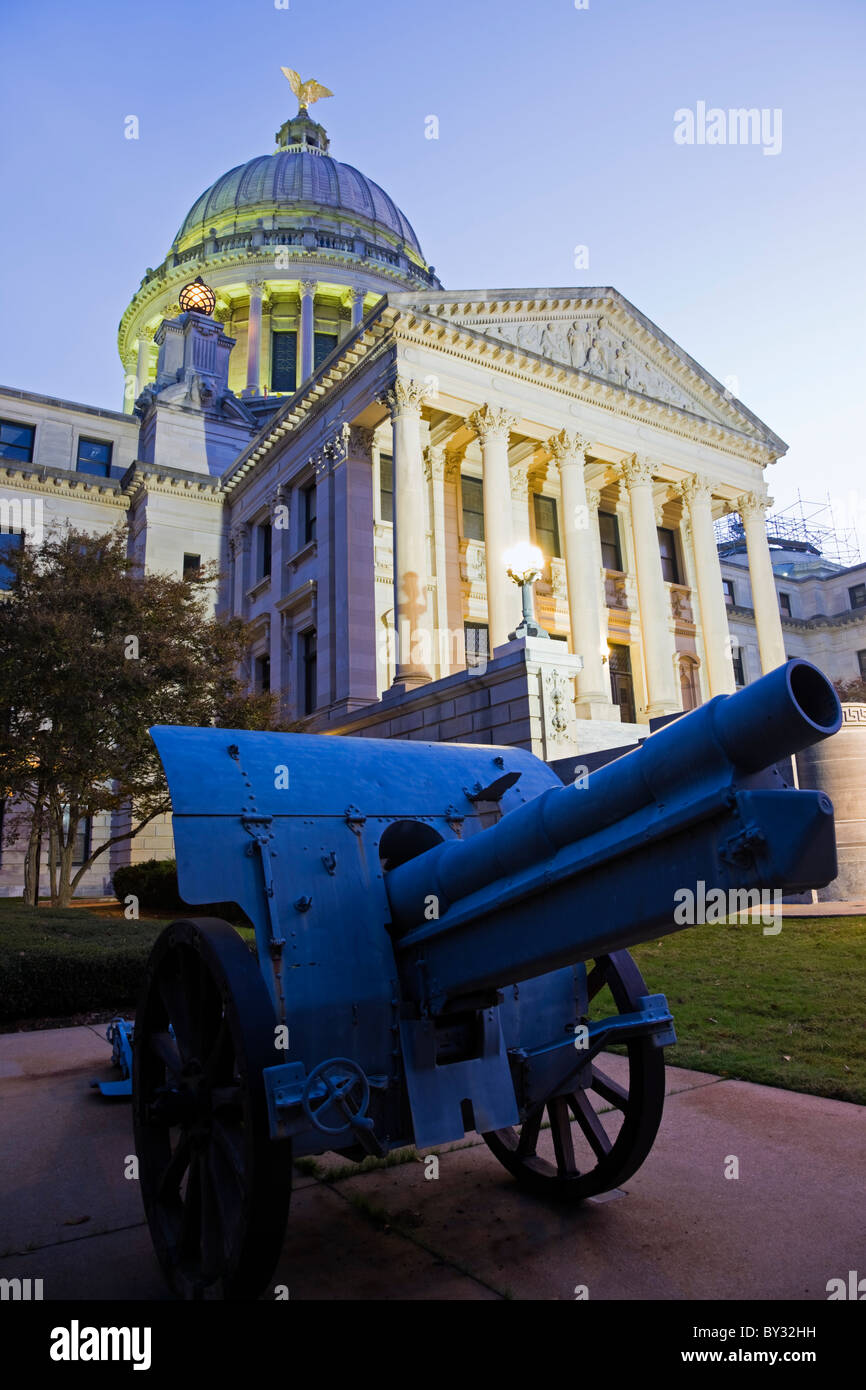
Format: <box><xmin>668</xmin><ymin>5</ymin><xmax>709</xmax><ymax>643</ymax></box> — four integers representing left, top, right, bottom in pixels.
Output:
<box><xmin>504</xmin><ymin>541</ymin><xmax>549</xmax><ymax>641</ymax></box>
<box><xmin>504</xmin><ymin>540</ymin><xmax>545</xmax><ymax>586</ymax></box>
<box><xmin>179</xmin><ymin>277</ymin><xmax>217</xmax><ymax>316</ymax></box>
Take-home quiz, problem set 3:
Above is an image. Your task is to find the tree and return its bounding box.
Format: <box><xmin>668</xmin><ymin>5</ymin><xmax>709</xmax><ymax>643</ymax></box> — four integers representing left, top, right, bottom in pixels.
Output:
<box><xmin>833</xmin><ymin>676</ymin><xmax>866</xmax><ymax>704</ymax></box>
<box><xmin>0</xmin><ymin>525</ymin><xmax>279</xmax><ymax>907</ymax></box>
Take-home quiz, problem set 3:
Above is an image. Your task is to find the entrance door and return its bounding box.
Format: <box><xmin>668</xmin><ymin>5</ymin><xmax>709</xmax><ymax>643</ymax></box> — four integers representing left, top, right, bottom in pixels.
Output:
<box><xmin>608</xmin><ymin>644</ymin><xmax>636</xmax><ymax>724</ymax></box>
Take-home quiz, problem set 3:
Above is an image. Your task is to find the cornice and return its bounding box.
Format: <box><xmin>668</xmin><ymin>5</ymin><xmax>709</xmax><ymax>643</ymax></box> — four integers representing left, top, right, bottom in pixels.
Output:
<box><xmin>397</xmin><ymin>289</ymin><xmax>786</xmax><ymax>453</ymax></box>
<box><xmin>0</xmin><ymin>464</ymin><xmax>129</xmax><ymax>510</ymax></box>
<box><xmin>123</xmin><ymin>468</ymin><xmax>226</xmax><ymax>507</ymax></box>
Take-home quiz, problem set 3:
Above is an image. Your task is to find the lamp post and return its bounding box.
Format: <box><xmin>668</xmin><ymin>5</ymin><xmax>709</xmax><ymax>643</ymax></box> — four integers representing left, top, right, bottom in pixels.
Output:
<box><xmin>504</xmin><ymin>541</ymin><xmax>549</xmax><ymax>641</ymax></box>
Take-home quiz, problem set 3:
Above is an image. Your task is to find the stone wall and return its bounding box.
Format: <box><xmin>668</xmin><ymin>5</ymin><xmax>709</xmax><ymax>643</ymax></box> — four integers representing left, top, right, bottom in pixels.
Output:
<box><xmin>327</xmin><ymin>635</ymin><xmax>645</xmax><ymax>761</ymax></box>
<box><xmin>796</xmin><ymin>703</ymin><xmax>866</xmax><ymax>901</ymax></box>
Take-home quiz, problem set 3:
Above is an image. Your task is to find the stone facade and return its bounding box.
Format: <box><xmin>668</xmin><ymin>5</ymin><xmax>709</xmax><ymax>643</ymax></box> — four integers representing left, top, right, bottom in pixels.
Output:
<box><xmin>5</xmin><ymin>97</ymin><xmax>851</xmax><ymax>898</ymax></box>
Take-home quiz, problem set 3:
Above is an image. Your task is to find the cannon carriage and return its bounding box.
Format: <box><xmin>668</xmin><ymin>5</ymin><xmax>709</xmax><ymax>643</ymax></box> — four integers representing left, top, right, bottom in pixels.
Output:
<box><xmin>132</xmin><ymin>659</ymin><xmax>842</xmax><ymax>1299</ymax></box>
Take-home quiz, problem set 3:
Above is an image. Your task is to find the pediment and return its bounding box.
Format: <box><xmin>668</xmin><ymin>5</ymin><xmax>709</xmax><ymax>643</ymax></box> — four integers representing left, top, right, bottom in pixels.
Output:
<box><xmin>392</xmin><ymin>289</ymin><xmax>785</xmax><ymax>452</ymax></box>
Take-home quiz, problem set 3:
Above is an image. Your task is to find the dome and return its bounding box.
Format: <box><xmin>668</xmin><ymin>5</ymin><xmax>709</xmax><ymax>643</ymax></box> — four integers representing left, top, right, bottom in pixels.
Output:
<box><xmin>176</xmin><ymin>151</ymin><xmax>426</xmax><ymax>260</ymax></box>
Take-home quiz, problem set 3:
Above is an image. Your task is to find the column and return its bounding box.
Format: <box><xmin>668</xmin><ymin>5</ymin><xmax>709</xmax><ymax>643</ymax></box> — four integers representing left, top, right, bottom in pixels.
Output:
<box><xmin>229</xmin><ymin>523</ymin><xmax>250</xmax><ymax>617</ymax></box>
<box><xmin>738</xmin><ymin>490</ymin><xmax>786</xmax><ymax>673</ymax></box>
<box><xmin>331</xmin><ymin>426</ymin><xmax>378</xmax><ymax>711</ymax></box>
<box><xmin>300</xmin><ymin>280</ymin><xmax>317</xmax><ymax>382</ymax></box>
<box><xmin>245</xmin><ymin>282</ymin><xmax>264</xmax><ymax>392</ymax></box>
<box><xmin>425</xmin><ymin>445</ymin><xmax>450</xmax><ymax>678</ymax></box>
<box><xmin>268</xmin><ymin>488</ymin><xmax>286</xmax><ymax>710</ymax></box>
<box><xmin>681</xmin><ymin>474</ymin><xmax>735</xmax><ymax>695</ymax></box>
<box><xmin>134</xmin><ymin>327</ymin><xmax>155</xmax><ymax>398</ymax></box>
<box><xmin>548</xmin><ymin>430</ymin><xmax>617</xmax><ymax>718</ymax></box>
<box><xmin>621</xmin><ymin>454</ymin><xmax>680</xmax><ymax>716</ymax></box>
<box><xmin>387</xmin><ymin>378</ymin><xmax>431</xmax><ymax>687</ymax></box>
<box><xmin>351</xmin><ymin>286</ymin><xmax>366</xmax><ymax>329</ymax></box>
<box><xmin>314</xmin><ymin>446</ymin><xmax>334</xmax><ymax>709</ymax></box>
<box><xmin>467</xmin><ymin>403</ymin><xmax>517</xmax><ymax>651</ymax></box>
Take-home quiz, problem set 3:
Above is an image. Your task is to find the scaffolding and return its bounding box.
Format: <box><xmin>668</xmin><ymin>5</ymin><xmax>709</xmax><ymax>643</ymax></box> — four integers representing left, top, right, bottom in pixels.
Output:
<box><xmin>714</xmin><ymin>493</ymin><xmax>861</xmax><ymax>568</ymax></box>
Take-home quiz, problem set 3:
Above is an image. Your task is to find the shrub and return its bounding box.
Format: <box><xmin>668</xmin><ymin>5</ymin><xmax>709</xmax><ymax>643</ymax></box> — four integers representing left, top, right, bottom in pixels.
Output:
<box><xmin>112</xmin><ymin>859</ymin><xmax>249</xmax><ymax>923</ymax></box>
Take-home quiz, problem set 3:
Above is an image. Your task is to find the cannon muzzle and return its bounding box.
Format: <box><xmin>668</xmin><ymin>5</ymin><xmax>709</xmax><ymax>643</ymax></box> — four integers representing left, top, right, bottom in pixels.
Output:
<box><xmin>386</xmin><ymin>660</ymin><xmax>841</xmax><ymax>1010</ymax></box>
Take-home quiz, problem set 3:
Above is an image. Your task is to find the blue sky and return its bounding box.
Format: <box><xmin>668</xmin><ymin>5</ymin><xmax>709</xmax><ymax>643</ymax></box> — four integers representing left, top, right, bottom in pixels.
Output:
<box><xmin>1</xmin><ymin>0</ymin><xmax>864</xmax><ymax>544</ymax></box>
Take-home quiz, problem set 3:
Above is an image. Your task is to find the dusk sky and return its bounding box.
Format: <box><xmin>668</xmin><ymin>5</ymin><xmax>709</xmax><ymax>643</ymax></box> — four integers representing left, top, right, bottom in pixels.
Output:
<box><xmin>2</xmin><ymin>0</ymin><xmax>864</xmax><ymax>545</ymax></box>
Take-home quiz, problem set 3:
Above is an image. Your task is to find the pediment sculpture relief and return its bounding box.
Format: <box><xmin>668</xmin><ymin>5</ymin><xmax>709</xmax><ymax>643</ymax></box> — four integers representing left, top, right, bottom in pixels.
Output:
<box><xmin>484</xmin><ymin>314</ymin><xmax>696</xmax><ymax>412</ymax></box>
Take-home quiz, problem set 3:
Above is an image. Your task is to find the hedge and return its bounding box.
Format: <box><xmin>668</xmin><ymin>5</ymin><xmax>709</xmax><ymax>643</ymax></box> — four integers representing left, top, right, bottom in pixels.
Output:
<box><xmin>0</xmin><ymin>901</ymin><xmax>164</xmax><ymax>1021</ymax></box>
<box><xmin>112</xmin><ymin>858</ymin><xmax>249</xmax><ymax>924</ymax></box>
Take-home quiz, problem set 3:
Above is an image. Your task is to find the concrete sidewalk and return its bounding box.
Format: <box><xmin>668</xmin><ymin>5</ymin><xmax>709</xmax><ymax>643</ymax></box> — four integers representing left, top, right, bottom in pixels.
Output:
<box><xmin>0</xmin><ymin>1025</ymin><xmax>863</xmax><ymax>1301</ymax></box>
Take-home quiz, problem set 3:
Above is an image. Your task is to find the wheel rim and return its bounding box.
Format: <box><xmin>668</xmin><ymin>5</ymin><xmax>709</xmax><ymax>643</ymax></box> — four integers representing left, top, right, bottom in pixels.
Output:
<box><xmin>132</xmin><ymin>918</ymin><xmax>291</xmax><ymax>1299</ymax></box>
<box><xmin>483</xmin><ymin>949</ymin><xmax>666</xmax><ymax>1200</ymax></box>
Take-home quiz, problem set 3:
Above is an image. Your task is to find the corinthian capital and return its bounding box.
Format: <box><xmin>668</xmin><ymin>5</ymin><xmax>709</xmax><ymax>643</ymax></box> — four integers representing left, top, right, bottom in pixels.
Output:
<box><xmin>300</xmin><ymin>279</ymin><xmax>318</xmax><ymax>299</ymax></box>
<box><xmin>737</xmin><ymin>490</ymin><xmax>773</xmax><ymax>521</ymax></box>
<box><xmin>547</xmin><ymin>428</ymin><xmax>590</xmax><ymax>465</ymax></box>
<box><xmin>619</xmin><ymin>453</ymin><xmax>656</xmax><ymax>488</ymax></box>
<box><xmin>680</xmin><ymin>472</ymin><xmax>714</xmax><ymax>508</ymax></box>
<box><xmin>466</xmin><ymin>402</ymin><xmax>517</xmax><ymax>441</ymax></box>
<box><xmin>348</xmin><ymin>425</ymin><xmax>375</xmax><ymax>458</ymax></box>
<box><xmin>382</xmin><ymin>376</ymin><xmax>429</xmax><ymax>419</ymax></box>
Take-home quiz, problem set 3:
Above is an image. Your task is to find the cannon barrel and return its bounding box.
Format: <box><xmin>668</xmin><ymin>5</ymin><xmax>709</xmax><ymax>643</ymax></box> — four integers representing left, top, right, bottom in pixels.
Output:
<box><xmin>387</xmin><ymin>660</ymin><xmax>842</xmax><ymax>1009</ymax></box>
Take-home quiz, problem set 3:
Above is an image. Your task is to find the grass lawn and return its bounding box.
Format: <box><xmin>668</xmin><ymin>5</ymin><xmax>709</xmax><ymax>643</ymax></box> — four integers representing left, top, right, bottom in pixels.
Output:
<box><xmin>1</xmin><ymin>900</ymin><xmax>863</xmax><ymax>1108</ymax></box>
<box><xmin>627</xmin><ymin>916</ymin><xmax>866</xmax><ymax>1106</ymax></box>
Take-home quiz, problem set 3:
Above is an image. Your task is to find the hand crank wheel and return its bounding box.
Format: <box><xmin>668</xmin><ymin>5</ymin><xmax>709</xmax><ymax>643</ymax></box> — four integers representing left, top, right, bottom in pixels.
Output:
<box><xmin>132</xmin><ymin>918</ymin><xmax>291</xmax><ymax>1300</ymax></box>
<box><xmin>483</xmin><ymin>949</ymin><xmax>666</xmax><ymax>1201</ymax></box>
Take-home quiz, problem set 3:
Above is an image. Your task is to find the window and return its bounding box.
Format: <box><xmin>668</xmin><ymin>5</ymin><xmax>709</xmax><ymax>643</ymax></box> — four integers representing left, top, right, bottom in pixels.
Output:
<box><xmin>379</xmin><ymin>453</ymin><xmax>394</xmax><ymax>524</ymax></box>
<box><xmin>849</xmin><ymin>583</ymin><xmax>866</xmax><ymax>611</ymax></box>
<box><xmin>271</xmin><ymin>330</ymin><xmax>298</xmax><ymax>392</ymax></box>
<box><xmin>461</xmin><ymin>475</ymin><xmax>484</xmax><ymax>541</ymax></box>
<box><xmin>858</xmin><ymin>650</ymin><xmax>866</xmax><ymax>681</ymax></box>
<box><xmin>533</xmin><ymin>495</ymin><xmax>561</xmax><ymax>558</ymax></box>
<box><xmin>76</xmin><ymin>437</ymin><xmax>112</xmax><ymax>477</ymax></box>
<box><xmin>598</xmin><ymin>510</ymin><xmax>622</xmax><ymax>571</ymax></box>
<box><xmin>731</xmin><ymin>645</ymin><xmax>746</xmax><ymax>688</ymax></box>
<box><xmin>301</xmin><ymin>629</ymin><xmax>317</xmax><ymax>714</ymax></box>
<box><xmin>61</xmin><ymin>807</ymin><xmax>92</xmax><ymax>865</ymax></box>
<box><xmin>256</xmin><ymin>522</ymin><xmax>272</xmax><ymax>580</ymax></box>
<box><xmin>0</xmin><ymin>419</ymin><xmax>35</xmax><ymax>463</ymax></box>
<box><xmin>73</xmin><ymin>816</ymin><xmax>92</xmax><ymax>866</ymax></box>
<box><xmin>256</xmin><ymin>654</ymin><xmax>271</xmax><ymax>693</ymax></box>
<box><xmin>182</xmin><ymin>552</ymin><xmax>201</xmax><ymax>579</ymax></box>
<box><xmin>779</xmin><ymin>591</ymin><xmax>792</xmax><ymax>616</ymax></box>
<box><xmin>0</xmin><ymin>532</ymin><xmax>23</xmax><ymax>590</ymax></box>
<box><xmin>657</xmin><ymin>527</ymin><xmax>680</xmax><ymax>584</ymax></box>
<box><xmin>608</xmin><ymin>644</ymin><xmax>635</xmax><ymax>724</ymax></box>
<box><xmin>722</xmin><ymin>578</ymin><xmax>735</xmax><ymax>606</ymax></box>
<box><xmin>464</xmin><ymin>621</ymin><xmax>489</xmax><ymax>669</ymax></box>
<box><xmin>302</xmin><ymin>485</ymin><xmax>317</xmax><ymax>545</ymax></box>
<box><xmin>314</xmin><ymin>332</ymin><xmax>338</xmax><ymax>370</ymax></box>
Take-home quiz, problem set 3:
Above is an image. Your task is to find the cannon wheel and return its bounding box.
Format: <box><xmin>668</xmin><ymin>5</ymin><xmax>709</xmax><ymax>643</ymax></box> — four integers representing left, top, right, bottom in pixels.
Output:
<box><xmin>483</xmin><ymin>949</ymin><xmax>665</xmax><ymax>1201</ymax></box>
<box><xmin>132</xmin><ymin>917</ymin><xmax>291</xmax><ymax>1300</ymax></box>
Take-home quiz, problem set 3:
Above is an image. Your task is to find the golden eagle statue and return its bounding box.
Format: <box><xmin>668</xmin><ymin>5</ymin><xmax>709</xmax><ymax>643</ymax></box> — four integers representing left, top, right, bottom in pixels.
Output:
<box><xmin>281</xmin><ymin>67</ymin><xmax>334</xmax><ymax>111</ymax></box>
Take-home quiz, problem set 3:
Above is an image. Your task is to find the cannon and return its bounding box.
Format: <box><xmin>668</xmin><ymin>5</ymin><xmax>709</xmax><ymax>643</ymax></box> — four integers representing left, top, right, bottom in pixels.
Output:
<box><xmin>133</xmin><ymin>658</ymin><xmax>842</xmax><ymax>1298</ymax></box>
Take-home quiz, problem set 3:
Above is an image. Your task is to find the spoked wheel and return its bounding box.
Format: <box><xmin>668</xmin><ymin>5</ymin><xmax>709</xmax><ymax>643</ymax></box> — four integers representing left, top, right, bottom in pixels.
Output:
<box><xmin>132</xmin><ymin>918</ymin><xmax>291</xmax><ymax>1299</ymax></box>
<box><xmin>483</xmin><ymin>949</ymin><xmax>666</xmax><ymax>1201</ymax></box>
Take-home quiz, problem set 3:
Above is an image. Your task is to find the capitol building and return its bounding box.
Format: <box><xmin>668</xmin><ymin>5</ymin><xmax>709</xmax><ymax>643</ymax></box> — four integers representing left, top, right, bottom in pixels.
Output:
<box><xmin>5</xmin><ymin>81</ymin><xmax>856</xmax><ymax>896</ymax></box>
